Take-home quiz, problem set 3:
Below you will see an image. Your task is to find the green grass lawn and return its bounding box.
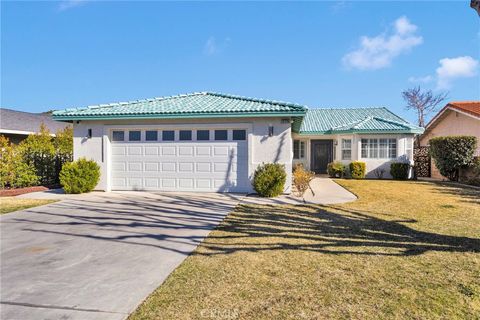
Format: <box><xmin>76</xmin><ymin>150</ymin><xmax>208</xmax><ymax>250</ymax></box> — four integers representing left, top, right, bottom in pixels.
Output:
<box><xmin>0</xmin><ymin>197</ymin><xmax>57</xmax><ymax>214</ymax></box>
<box><xmin>130</xmin><ymin>180</ymin><xmax>480</xmax><ymax>320</ymax></box>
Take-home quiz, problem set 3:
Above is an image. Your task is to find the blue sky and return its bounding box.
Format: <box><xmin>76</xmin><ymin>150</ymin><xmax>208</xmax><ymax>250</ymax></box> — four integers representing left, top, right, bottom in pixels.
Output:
<box><xmin>1</xmin><ymin>1</ymin><xmax>479</xmax><ymax>123</ymax></box>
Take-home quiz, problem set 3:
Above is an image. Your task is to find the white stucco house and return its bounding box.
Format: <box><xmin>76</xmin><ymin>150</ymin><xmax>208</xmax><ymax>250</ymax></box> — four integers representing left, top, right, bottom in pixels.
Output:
<box><xmin>52</xmin><ymin>92</ymin><xmax>423</xmax><ymax>193</ymax></box>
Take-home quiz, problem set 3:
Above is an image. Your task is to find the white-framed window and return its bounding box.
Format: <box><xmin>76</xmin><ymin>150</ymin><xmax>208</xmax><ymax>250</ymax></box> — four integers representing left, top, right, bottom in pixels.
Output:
<box><xmin>341</xmin><ymin>139</ymin><xmax>352</xmax><ymax>160</ymax></box>
<box><xmin>293</xmin><ymin>140</ymin><xmax>305</xmax><ymax>159</ymax></box>
<box><xmin>361</xmin><ymin>138</ymin><xmax>397</xmax><ymax>159</ymax></box>
<box><xmin>405</xmin><ymin>138</ymin><xmax>413</xmax><ymax>160</ymax></box>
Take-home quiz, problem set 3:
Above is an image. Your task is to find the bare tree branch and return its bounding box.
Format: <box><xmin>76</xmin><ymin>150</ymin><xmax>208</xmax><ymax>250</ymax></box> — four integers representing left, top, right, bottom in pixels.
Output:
<box><xmin>402</xmin><ymin>86</ymin><xmax>448</xmax><ymax>127</ymax></box>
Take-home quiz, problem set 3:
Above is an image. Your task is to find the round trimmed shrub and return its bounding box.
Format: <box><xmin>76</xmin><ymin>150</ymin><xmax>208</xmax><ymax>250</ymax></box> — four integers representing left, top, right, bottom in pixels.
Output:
<box><xmin>327</xmin><ymin>161</ymin><xmax>345</xmax><ymax>178</ymax></box>
<box><xmin>390</xmin><ymin>162</ymin><xmax>410</xmax><ymax>180</ymax></box>
<box><xmin>253</xmin><ymin>163</ymin><xmax>286</xmax><ymax>197</ymax></box>
<box><xmin>60</xmin><ymin>158</ymin><xmax>100</xmax><ymax>194</ymax></box>
<box><xmin>349</xmin><ymin>161</ymin><xmax>366</xmax><ymax>179</ymax></box>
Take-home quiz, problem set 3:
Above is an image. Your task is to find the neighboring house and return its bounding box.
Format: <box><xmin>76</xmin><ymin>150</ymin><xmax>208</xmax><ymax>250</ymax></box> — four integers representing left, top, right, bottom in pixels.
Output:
<box><xmin>0</xmin><ymin>107</ymin><xmax>71</xmax><ymax>144</ymax></box>
<box><xmin>52</xmin><ymin>92</ymin><xmax>423</xmax><ymax>193</ymax></box>
<box><xmin>420</xmin><ymin>101</ymin><xmax>480</xmax><ymax>179</ymax></box>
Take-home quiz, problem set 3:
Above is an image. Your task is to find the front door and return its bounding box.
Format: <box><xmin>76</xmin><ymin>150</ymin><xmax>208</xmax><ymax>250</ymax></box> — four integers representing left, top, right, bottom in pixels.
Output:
<box><xmin>311</xmin><ymin>140</ymin><xmax>333</xmax><ymax>174</ymax></box>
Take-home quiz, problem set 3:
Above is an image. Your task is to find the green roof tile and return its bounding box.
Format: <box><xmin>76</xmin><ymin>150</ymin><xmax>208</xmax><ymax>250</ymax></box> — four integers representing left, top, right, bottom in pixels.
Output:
<box><xmin>52</xmin><ymin>92</ymin><xmax>422</xmax><ymax>134</ymax></box>
<box><xmin>52</xmin><ymin>92</ymin><xmax>307</xmax><ymax>120</ymax></box>
<box><xmin>294</xmin><ymin>107</ymin><xmax>423</xmax><ymax>134</ymax></box>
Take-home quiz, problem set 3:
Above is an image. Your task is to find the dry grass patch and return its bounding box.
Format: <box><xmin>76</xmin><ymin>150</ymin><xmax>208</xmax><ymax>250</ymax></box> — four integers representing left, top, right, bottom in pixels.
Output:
<box><xmin>130</xmin><ymin>180</ymin><xmax>480</xmax><ymax>320</ymax></box>
<box><xmin>0</xmin><ymin>197</ymin><xmax>56</xmax><ymax>214</ymax></box>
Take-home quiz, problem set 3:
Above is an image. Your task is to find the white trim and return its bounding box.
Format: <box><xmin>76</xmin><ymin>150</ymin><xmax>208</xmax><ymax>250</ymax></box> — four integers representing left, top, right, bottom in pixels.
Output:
<box><xmin>0</xmin><ymin>129</ymin><xmax>56</xmax><ymax>137</ymax></box>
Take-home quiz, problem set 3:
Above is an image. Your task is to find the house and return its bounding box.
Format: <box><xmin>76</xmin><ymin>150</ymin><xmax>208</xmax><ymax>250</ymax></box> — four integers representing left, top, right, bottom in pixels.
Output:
<box><xmin>52</xmin><ymin>92</ymin><xmax>423</xmax><ymax>193</ymax></box>
<box><xmin>419</xmin><ymin>101</ymin><xmax>480</xmax><ymax>179</ymax></box>
<box><xmin>0</xmin><ymin>107</ymin><xmax>71</xmax><ymax>144</ymax></box>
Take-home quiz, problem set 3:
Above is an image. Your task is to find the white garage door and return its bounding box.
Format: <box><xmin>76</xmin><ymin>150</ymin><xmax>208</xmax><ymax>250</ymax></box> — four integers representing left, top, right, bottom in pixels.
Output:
<box><xmin>109</xmin><ymin>128</ymin><xmax>249</xmax><ymax>192</ymax></box>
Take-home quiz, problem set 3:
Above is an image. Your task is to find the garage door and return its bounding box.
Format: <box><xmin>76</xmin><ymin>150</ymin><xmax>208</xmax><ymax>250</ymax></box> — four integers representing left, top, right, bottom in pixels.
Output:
<box><xmin>110</xmin><ymin>128</ymin><xmax>249</xmax><ymax>192</ymax></box>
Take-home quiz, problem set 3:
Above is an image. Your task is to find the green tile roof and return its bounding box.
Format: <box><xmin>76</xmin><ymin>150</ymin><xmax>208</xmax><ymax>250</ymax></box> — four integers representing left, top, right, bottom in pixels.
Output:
<box><xmin>294</xmin><ymin>107</ymin><xmax>423</xmax><ymax>134</ymax></box>
<box><xmin>52</xmin><ymin>92</ymin><xmax>307</xmax><ymax>120</ymax></box>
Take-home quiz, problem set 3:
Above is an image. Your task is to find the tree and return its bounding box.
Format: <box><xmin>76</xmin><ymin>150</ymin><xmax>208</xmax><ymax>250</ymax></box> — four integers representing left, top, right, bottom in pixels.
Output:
<box><xmin>402</xmin><ymin>86</ymin><xmax>448</xmax><ymax>128</ymax></box>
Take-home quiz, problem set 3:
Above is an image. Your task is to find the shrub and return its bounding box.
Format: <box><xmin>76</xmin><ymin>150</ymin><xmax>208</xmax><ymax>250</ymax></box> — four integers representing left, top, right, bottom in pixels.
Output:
<box><xmin>13</xmin><ymin>162</ymin><xmax>40</xmax><ymax>188</ymax></box>
<box><xmin>293</xmin><ymin>164</ymin><xmax>315</xmax><ymax>197</ymax></box>
<box><xmin>0</xmin><ymin>135</ymin><xmax>39</xmax><ymax>188</ymax></box>
<box><xmin>390</xmin><ymin>162</ymin><xmax>410</xmax><ymax>180</ymax></box>
<box><xmin>60</xmin><ymin>158</ymin><xmax>100</xmax><ymax>194</ymax></box>
<box><xmin>327</xmin><ymin>161</ymin><xmax>345</xmax><ymax>178</ymax></box>
<box><xmin>253</xmin><ymin>163</ymin><xmax>286</xmax><ymax>197</ymax></box>
<box><xmin>429</xmin><ymin>136</ymin><xmax>477</xmax><ymax>181</ymax></box>
<box><xmin>349</xmin><ymin>161</ymin><xmax>366</xmax><ymax>179</ymax></box>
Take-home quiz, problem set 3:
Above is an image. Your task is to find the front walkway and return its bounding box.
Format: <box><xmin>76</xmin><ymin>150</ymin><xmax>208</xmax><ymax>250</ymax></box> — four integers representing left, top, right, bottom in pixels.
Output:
<box><xmin>241</xmin><ymin>177</ymin><xmax>357</xmax><ymax>205</ymax></box>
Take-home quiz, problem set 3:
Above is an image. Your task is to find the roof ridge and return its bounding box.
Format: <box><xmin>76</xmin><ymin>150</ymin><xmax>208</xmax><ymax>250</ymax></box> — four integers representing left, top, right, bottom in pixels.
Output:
<box><xmin>204</xmin><ymin>92</ymin><xmax>307</xmax><ymax>110</ymax></box>
<box><xmin>308</xmin><ymin>106</ymin><xmax>388</xmax><ymax>110</ymax></box>
<box><xmin>370</xmin><ymin>116</ymin><xmax>413</xmax><ymax>129</ymax></box>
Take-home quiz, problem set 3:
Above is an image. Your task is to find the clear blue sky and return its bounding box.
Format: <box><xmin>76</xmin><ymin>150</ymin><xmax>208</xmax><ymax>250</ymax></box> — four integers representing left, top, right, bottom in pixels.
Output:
<box><xmin>1</xmin><ymin>1</ymin><xmax>479</xmax><ymax>123</ymax></box>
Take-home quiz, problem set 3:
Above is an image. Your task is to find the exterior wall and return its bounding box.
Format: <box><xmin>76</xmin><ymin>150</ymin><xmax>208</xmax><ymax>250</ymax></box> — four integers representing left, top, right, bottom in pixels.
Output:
<box><xmin>420</xmin><ymin>109</ymin><xmax>480</xmax><ymax>179</ymax></box>
<box><xmin>73</xmin><ymin>117</ymin><xmax>293</xmax><ymax>193</ymax></box>
<box><xmin>292</xmin><ymin>133</ymin><xmax>415</xmax><ymax>178</ymax></box>
<box><xmin>420</xmin><ymin>110</ymin><xmax>480</xmax><ymax>155</ymax></box>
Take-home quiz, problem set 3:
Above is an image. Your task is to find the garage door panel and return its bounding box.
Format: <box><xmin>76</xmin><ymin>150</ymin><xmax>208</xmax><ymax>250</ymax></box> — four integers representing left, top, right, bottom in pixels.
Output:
<box><xmin>162</xmin><ymin>146</ymin><xmax>176</xmax><ymax>156</ymax></box>
<box><xmin>179</xmin><ymin>162</ymin><xmax>194</xmax><ymax>172</ymax></box>
<box><xmin>196</xmin><ymin>146</ymin><xmax>211</xmax><ymax>156</ymax></box>
<box><xmin>128</xmin><ymin>162</ymin><xmax>143</xmax><ymax>171</ymax></box>
<box><xmin>162</xmin><ymin>179</ymin><xmax>176</xmax><ymax>188</ymax></box>
<box><xmin>178</xmin><ymin>146</ymin><xmax>194</xmax><ymax>156</ymax></box>
<box><xmin>127</xmin><ymin>146</ymin><xmax>143</xmax><ymax>156</ymax></box>
<box><xmin>145</xmin><ymin>178</ymin><xmax>159</xmax><ymax>188</ymax></box>
<box><xmin>144</xmin><ymin>162</ymin><xmax>159</xmax><ymax>172</ymax></box>
<box><xmin>144</xmin><ymin>146</ymin><xmax>159</xmax><ymax>155</ymax></box>
<box><xmin>196</xmin><ymin>163</ymin><xmax>211</xmax><ymax>173</ymax></box>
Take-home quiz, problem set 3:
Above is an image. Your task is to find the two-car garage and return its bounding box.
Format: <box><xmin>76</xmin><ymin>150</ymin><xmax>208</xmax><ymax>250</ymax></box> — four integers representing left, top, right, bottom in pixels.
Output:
<box><xmin>109</xmin><ymin>126</ymin><xmax>250</xmax><ymax>192</ymax></box>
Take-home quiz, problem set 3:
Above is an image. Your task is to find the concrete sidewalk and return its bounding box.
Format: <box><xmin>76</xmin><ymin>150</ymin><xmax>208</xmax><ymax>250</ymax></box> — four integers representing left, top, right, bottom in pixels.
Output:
<box><xmin>241</xmin><ymin>177</ymin><xmax>357</xmax><ymax>205</ymax></box>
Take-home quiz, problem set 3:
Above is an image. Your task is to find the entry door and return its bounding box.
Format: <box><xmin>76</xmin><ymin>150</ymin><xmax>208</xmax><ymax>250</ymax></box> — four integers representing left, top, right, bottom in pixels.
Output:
<box><xmin>311</xmin><ymin>140</ymin><xmax>333</xmax><ymax>174</ymax></box>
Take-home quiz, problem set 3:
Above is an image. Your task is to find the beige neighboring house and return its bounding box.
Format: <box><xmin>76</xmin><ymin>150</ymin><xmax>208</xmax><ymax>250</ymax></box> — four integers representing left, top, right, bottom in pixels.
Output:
<box><xmin>420</xmin><ymin>101</ymin><xmax>480</xmax><ymax>179</ymax></box>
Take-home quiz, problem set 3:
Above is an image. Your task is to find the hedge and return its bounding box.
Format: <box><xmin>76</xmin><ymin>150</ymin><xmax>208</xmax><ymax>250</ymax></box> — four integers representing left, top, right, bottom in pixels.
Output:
<box><xmin>429</xmin><ymin>136</ymin><xmax>477</xmax><ymax>181</ymax></box>
<box><xmin>390</xmin><ymin>162</ymin><xmax>410</xmax><ymax>180</ymax></box>
<box><xmin>349</xmin><ymin>161</ymin><xmax>366</xmax><ymax>179</ymax></box>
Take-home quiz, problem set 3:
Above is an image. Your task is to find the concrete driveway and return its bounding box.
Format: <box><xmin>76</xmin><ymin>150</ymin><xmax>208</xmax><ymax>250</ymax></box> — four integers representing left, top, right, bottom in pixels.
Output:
<box><xmin>1</xmin><ymin>192</ymin><xmax>243</xmax><ymax>320</ymax></box>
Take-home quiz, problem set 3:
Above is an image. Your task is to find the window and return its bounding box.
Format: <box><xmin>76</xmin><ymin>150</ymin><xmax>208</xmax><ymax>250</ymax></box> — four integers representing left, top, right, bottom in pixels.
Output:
<box><xmin>179</xmin><ymin>130</ymin><xmax>192</xmax><ymax>141</ymax></box>
<box><xmin>341</xmin><ymin>139</ymin><xmax>352</xmax><ymax>160</ymax></box>
<box><xmin>361</xmin><ymin>138</ymin><xmax>397</xmax><ymax>159</ymax></box>
<box><xmin>388</xmin><ymin>139</ymin><xmax>397</xmax><ymax>158</ymax></box>
<box><xmin>293</xmin><ymin>140</ymin><xmax>305</xmax><ymax>159</ymax></box>
<box><xmin>129</xmin><ymin>131</ymin><xmax>141</xmax><ymax>141</ymax></box>
<box><xmin>146</xmin><ymin>130</ymin><xmax>158</xmax><ymax>141</ymax></box>
<box><xmin>215</xmin><ymin>130</ymin><xmax>228</xmax><ymax>141</ymax></box>
<box><xmin>197</xmin><ymin>130</ymin><xmax>210</xmax><ymax>141</ymax></box>
<box><xmin>232</xmin><ymin>130</ymin><xmax>246</xmax><ymax>141</ymax></box>
<box><xmin>112</xmin><ymin>131</ymin><xmax>124</xmax><ymax>142</ymax></box>
<box><xmin>162</xmin><ymin>130</ymin><xmax>174</xmax><ymax>141</ymax></box>
<box><xmin>405</xmin><ymin>138</ymin><xmax>413</xmax><ymax>160</ymax></box>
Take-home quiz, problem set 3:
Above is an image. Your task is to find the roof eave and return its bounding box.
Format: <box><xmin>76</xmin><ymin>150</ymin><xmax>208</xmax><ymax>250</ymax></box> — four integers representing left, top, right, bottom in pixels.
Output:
<box><xmin>52</xmin><ymin>111</ymin><xmax>307</xmax><ymax>121</ymax></box>
<box><xmin>297</xmin><ymin>128</ymin><xmax>424</xmax><ymax>135</ymax></box>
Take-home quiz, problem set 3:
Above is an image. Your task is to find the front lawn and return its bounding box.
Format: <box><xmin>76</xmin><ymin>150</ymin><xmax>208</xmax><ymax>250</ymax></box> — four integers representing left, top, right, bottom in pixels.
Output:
<box><xmin>130</xmin><ymin>180</ymin><xmax>480</xmax><ymax>320</ymax></box>
<box><xmin>0</xmin><ymin>197</ymin><xmax>57</xmax><ymax>214</ymax></box>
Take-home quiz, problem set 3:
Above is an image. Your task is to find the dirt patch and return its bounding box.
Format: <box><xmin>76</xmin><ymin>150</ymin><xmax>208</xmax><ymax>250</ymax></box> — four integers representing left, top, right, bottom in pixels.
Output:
<box><xmin>0</xmin><ymin>186</ymin><xmax>49</xmax><ymax>197</ymax></box>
